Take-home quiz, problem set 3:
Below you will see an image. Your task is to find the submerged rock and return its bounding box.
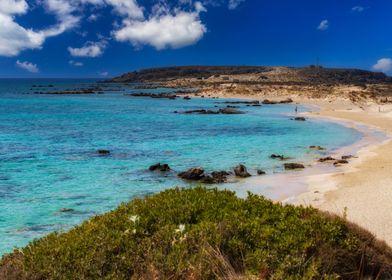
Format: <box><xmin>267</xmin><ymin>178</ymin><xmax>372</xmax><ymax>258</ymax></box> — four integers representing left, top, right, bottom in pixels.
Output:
<box><xmin>149</xmin><ymin>163</ymin><xmax>171</xmax><ymax>172</ymax></box>
<box><xmin>270</xmin><ymin>154</ymin><xmax>290</xmax><ymax>161</ymax></box>
<box><xmin>284</xmin><ymin>163</ymin><xmax>305</xmax><ymax>170</ymax></box>
<box><xmin>234</xmin><ymin>164</ymin><xmax>251</xmax><ymax>177</ymax></box>
<box><xmin>309</xmin><ymin>145</ymin><xmax>325</xmax><ymax>150</ymax></box>
<box><xmin>59</xmin><ymin>208</ymin><xmax>74</xmax><ymax>213</ymax></box>
<box><xmin>183</xmin><ymin>108</ymin><xmax>245</xmax><ymax>115</ymax></box>
<box><xmin>97</xmin><ymin>149</ymin><xmax>110</xmax><ymax>155</ymax></box>
<box><xmin>341</xmin><ymin>155</ymin><xmax>354</xmax><ymax>160</ymax></box>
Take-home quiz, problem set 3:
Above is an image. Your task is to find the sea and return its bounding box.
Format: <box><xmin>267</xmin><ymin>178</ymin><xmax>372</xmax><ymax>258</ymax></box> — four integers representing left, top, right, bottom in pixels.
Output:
<box><xmin>0</xmin><ymin>79</ymin><xmax>362</xmax><ymax>255</ymax></box>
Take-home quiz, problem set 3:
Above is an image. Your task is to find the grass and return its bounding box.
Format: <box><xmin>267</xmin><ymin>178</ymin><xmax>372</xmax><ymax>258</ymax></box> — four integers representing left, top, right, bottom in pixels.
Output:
<box><xmin>1</xmin><ymin>187</ymin><xmax>392</xmax><ymax>279</ymax></box>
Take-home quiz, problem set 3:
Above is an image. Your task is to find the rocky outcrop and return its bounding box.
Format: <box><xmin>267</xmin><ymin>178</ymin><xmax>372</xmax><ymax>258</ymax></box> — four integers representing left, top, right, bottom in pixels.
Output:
<box><xmin>178</xmin><ymin>167</ymin><xmax>205</xmax><ymax>180</ymax></box>
<box><xmin>318</xmin><ymin>156</ymin><xmax>336</xmax><ymax>162</ymax></box>
<box><xmin>257</xmin><ymin>169</ymin><xmax>266</xmax><ymax>175</ymax></box>
<box><xmin>222</xmin><ymin>100</ymin><xmax>260</xmax><ymax>105</ymax></box>
<box><xmin>262</xmin><ymin>99</ymin><xmax>278</xmax><ymax>105</ymax></box>
<box><xmin>334</xmin><ymin>160</ymin><xmax>349</xmax><ymax>166</ymax></box>
<box><xmin>284</xmin><ymin>163</ymin><xmax>305</xmax><ymax>170</ymax></box>
<box><xmin>127</xmin><ymin>92</ymin><xmax>177</xmax><ymax>99</ymax></box>
<box><xmin>291</xmin><ymin>117</ymin><xmax>306</xmax><ymax>121</ymax></box>
<box><xmin>341</xmin><ymin>155</ymin><xmax>354</xmax><ymax>160</ymax></box>
<box><xmin>234</xmin><ymin>164</ymin><xmax>251</xmax><ymax>177</ymax></box>
<box><xmin>183</xmin><ymin>108</ymin><xmax>245</xmax><ymax>114</ymax></box>
<box><xmin>149</xmin><ymin>163</ymin><xmax>171</xmax><ymax>172</ymax></box>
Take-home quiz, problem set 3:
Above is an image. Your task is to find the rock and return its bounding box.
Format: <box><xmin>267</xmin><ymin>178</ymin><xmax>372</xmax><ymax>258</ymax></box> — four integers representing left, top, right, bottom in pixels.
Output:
<box><xmin>279</xmin><ymin>98</ymin><xmax>293</xmax><ymax>104</ymax></box>
<box><xmin>262</xmin><ymin>99</ymin><xmax>278</xmax><ymax>105</ymax></box>
<box><xmin>309</xmin><ymin>145</ymin><xmax>325</xmax><ymax>150</ymax></box>
<box><xmin>284</xmin><ymin>163</ymin><xmax>305</xmax><ymax>170</ymax></box>
<box><xmin>127</xmin><ymin>92</ymin><xmax>178</xmax><ymax>99</ymax></box>
<box><xmin>211</xmin><ymin>171</ymin><xmax>230</xmax><ymax>182</ymax></box>
<box><xmin>97</xmin><ymin>149</ymin><xmax>110</xmax><ymax>155</ymax></box>
<box><xmin>257</xmin><ymin>169</ymin><xmax>266</xmax><ymax>175</ymax></box>
<box><xmin>341</xmin><ymin>155</ymin><xmax>354</xmax><ymax>160</ymax></box>
<box><xmin>59</xmin><ymin>208</ymin><xmax>74</xmax><ymax>213</ymax></box>
<box><xmin>218</xmin><ymin>108</ymin><xmax>244</xmax><ymax>114</ymax></box>
<box><xmin>183</xmin><ymin>108</ymin><xmax>245</xmax><ymax>115</ymax></box>
<box><xmin>222</xmin><ymin>100</ymin><xmax>259</xmax><ymax>105</ymax></box>
<box><xmin>334</xmin><ymin>160</ymin><xmax>349</xmax><ymax>166</ymax></box>
<box><xmin>270</xmin><ymin>154</ymin><xmax>289</xmax><ymax>160</ymax></box>
<box><xmin>234</xmin><ymin>164</ymin><xmax>251</xmax><ymax>177</ymax></box>
<box><xmin>149</xmin><ymin>163</ymin><xmax>171</xmax><ymax>172</ymax></box>
<box><xmin>178</xmin><ymin>167</ymin><xmax>205</xmax><ymax>180</ymax></box>
<box><xmin>183</xmin><ymin>96</ymin><xmax>191</xmax><ymax>100</ymax></box>
<box><xmin>292</xmin><ymin>117</ymin><xmax>306</xmax><ymax>121</ymax></box>
<box><xmin>318</xmin><ymin>156</ymin><xmax>335</xmax><ymax>162</ymax></box>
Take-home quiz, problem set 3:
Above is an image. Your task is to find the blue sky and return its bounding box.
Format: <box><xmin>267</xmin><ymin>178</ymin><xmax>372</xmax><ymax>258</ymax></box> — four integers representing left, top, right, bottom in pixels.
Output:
<box><xmin>0</xmin><ymin>0</ymin><xmax>391</xmax><ymax>78</ymax></box>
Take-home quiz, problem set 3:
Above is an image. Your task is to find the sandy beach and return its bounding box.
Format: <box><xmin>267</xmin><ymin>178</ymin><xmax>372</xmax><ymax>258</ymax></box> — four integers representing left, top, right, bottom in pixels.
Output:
<box><xmin>198</xmin><ymin>91</ymin><xmax>392</xmax><ymax>246</ymax></box>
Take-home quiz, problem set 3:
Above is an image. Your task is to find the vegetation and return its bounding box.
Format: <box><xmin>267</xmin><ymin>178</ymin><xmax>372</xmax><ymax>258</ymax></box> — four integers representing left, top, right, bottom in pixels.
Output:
<box><xmin>108</xmin><ymin>65</ymin><xmax>392</xmax><ymax>85</ymax></box>
<box><xmin>1</xmin><ymin>187</ymin><xmax>392</xmax><ymax>279</ymax></box>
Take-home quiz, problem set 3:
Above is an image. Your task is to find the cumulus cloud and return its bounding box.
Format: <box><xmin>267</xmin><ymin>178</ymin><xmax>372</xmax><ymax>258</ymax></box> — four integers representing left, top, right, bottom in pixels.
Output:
<box><xmin>16</xmin><ymin>60</ymin><xmax>39</xmax><ymax>73</ymax></box>
<box><xmin>317</xmin><ymin>19</ymin><xmax>329</xmax><ymax>31</ymax></box>
<box><xmin>68</xmin><ymin>41</ymin><xmax>106</xmax><ymax>57</ymax></box>
<box><xmin>373</xmin><ymin>58</ymin><xmax>392</xmax><ymax>73</ymax></box>
<box><xmin>69</xmin><ymin>60</ymin><xmax>84</xmax><ymax>66</ymax></box>
<box><xmin>113</xmin><ymin>2</ymin><xmax>207</xmax><ymax>50</ymax></box>
<box><xmin>228</xmin><ymin>0</ymin><xmax>245</xmax><ymax>10</ymax></box>
<box><xmin>0</xmin><ymin>0</ymin><xmax>80</xmax><ymax>56</ymax></box>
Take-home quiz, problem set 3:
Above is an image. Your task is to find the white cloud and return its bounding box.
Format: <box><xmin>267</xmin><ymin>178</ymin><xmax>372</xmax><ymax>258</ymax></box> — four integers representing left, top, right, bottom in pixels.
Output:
<box><xmin>0</xmin><ymin>0</ymin><xmax>80</xmax><ymax>56</ymax></box>
<box><xmin>69</xmin><ymin>60</ymin><xmax>84</xmax><ymax>66</ymax></box>
<box><xmin>105</xmin><ymin>0</ymin><xmax>144</xmax><ymax>19</ymax></box>
<box><xmin>113</xmin><ymin>2</ymin><xmax>207</xmax><ymax>50</ymax></box>
<box><xmin>16</xmin><ymin>60</ymin><xmax>39</xmax><ymax>73</ymax></box>
<box><xmin>99</xmin><ymin>71</ymin><xmax>109</xmax><ymax>77</ymax></box>
<box><xmin>372</xmin><ymin>58</ymin><xmax>392</xmax><ymax>73</ymax></box>
<box><xmin>68</xmin><ymin>41</ymin><xmax>106</xmax><ymax>57</ymax></box>
<box><xmin>317</xmin><ymin>19</ymin><xmax>329</xmax><ymax>31</ymax></box>
<box><xmin>352</xmin><ymin>6</ymin><xmax>365</xmax><ymax>12</ymax></box>
<box><xmin>228</xmin><ymin>0</ymin><xmax>245</xmax><ymax>10</ymax></box>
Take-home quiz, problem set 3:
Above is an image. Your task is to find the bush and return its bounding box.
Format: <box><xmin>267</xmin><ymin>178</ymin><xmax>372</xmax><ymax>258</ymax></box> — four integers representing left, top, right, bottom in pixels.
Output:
<box><xmin>1</xmin><ymin>187</ymin><xmax>392</xmax><ymax>279</ymax></box>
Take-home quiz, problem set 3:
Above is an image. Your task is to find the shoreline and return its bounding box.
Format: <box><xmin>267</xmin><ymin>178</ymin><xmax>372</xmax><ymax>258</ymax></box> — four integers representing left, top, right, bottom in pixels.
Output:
<box><xmin>197</xmin><ymin>91</ymin><xmax>392</xmax><ymax>246</ymax></box>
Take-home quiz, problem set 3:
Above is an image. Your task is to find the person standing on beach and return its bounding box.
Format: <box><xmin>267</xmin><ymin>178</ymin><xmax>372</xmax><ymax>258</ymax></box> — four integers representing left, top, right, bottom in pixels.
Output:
<box><xmin>295</xmin><ymin>106</ymin><xmax>298</xmax><ymax>114</ymax></box>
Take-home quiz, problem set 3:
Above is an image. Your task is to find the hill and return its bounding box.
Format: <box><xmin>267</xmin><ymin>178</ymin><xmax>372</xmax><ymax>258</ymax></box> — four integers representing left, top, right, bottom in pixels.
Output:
<box><xmin>107</xmin><ymin>65</ymin><xmax>392</xmax><ymax>85</ymax></box>
<box><xmin>1</xmin><ymin>187</ymin><xmax>392</xmax><ymax>279</ymax></box>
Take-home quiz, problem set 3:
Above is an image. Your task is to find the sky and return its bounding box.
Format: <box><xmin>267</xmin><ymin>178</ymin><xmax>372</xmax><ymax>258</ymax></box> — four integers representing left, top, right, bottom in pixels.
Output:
<box><xmin>0</xmin><ymin>0</ymin><xmax>391</xmax><ymax>78</ymax></box>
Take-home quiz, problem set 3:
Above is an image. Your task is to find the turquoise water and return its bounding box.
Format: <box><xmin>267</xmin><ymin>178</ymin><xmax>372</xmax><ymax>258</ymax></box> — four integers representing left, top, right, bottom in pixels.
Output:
<box><xmin>0</xmin><ymin>79</ymin><xmax>362</xmax><ymax>255</ymax></box>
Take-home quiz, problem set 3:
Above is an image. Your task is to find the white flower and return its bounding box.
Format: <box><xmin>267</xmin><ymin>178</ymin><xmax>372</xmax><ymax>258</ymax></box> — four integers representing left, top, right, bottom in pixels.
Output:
<box><xmin>175</xmin><ymin>224</ymin><xmax>185</xmax><ymax>233</ymax></box>
<box><xmin>129</xmin><ymin>215</ymin><xmax>140</xmax><ymax>223</ymax></box>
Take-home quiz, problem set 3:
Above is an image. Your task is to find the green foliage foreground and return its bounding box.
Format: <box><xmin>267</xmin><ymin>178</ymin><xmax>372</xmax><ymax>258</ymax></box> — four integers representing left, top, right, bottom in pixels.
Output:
<box><xmin>1</xmin><ymin>187</ymin><xmax>392</xmax><ymax>279</ymax></box>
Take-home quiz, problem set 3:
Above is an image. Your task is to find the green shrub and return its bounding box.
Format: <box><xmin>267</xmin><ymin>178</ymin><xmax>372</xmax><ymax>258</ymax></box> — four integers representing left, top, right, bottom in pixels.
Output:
<box><xmin>1</xmin><ymin>187</ymin><xmax>392</xmax><ymax>279</ymax></box>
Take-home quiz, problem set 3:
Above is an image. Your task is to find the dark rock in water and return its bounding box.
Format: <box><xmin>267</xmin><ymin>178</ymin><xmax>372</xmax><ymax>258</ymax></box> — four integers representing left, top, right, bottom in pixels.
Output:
<box><xmin>226</xmin><ymin>105</ymin><xmax>240</xmax><ymax>108</ymax></box>
<box><xmin>279</xmin><ymin>98</ymin><xmax>293</xmax><ymax>104</ymax></box>
<box><xmin>222</xmin><ymin>100</ymin><xmax>259</xmax><ymax>105</ymax></box>
<box><xmin>97</xmin><ymin>149</ymin><xmax>110</xmax><ymax>155</ymax></box>
<box><xmin>218</xmin><ymin>108</ymin><xmax>244</xmax><ymax>114</ymax></box>
<box><xmin>234</xmin><ymin>164</ymin><xmax>251</xmax><ymax>177</ymax></box>
<box><xmin>252</xmin><ymin>104</ymin><xmax>262</xmax><ymax>107</ymax></box>
<box><xmin>309</xmin><ymin>145</ymin><xmax>325</xmax><ymax>150</ymax></box>
<box><xmin>318</xmin><ymin>156</ymin><xmax>335</xmax><ymax>162</ymax></box>
<box><xmin>127</xmin><ymin>92</ymin><xmax>177</xmax><ymax>99</ymax></box>
<box><xmin>262</xmin><ymin>99</ymin><xmax>278</xmax><ymax>105</ymax></box>
<box><xmin>183</xmin><ymin>96</ymin><xmax>191</xmax><ymax>100</ymax></box>
<box><xmin>183</xmin><ymin>108</ymin><xmax>244</xmax><ymax>115</ymax></box>
<box><xmin>341</xmin><ymin>155</ymin><xmax>354</xmax><ymax>160</ymax></box>
<box><xmin>270</xmin><ymin>154</ymin><xmax>290</xmax><ymax>161</ymax></box>
<box><xmin>178</xmin><ymin>167</ymin><xmax>205</xmax><ymax>180</ymax></box>
<box><xmin>292</xmin><ymin>117</ymin><xmax>306</xmax><ymax>121</ymax></box>
<box><xmin>284</xmin><ymin>163</ymin><xmax>305</xmax><ymax>170</ymax></box>
<box><xmin>334</xmin><ymin>159</ymin><xmax>349</xmax><ymax>166</ymax></box>
<box><xmin>257</xmin><ymin>169</ymin><xmax>266</xmax><ymax>175</ymax></box>
<box><xmin>59</xmin><ymin>208</ymin><xmax>74</xmax><ymax>213</ymax></box>
<box><xmin>149</xmin><ymin>163</ymin><xmax>171</xmax><ymax>172</ymax></box>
